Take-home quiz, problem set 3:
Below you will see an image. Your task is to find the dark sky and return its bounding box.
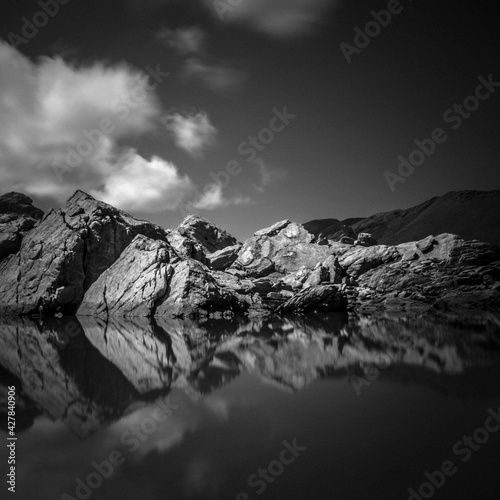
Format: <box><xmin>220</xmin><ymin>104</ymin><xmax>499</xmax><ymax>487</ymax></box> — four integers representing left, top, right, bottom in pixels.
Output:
<box><xmin>0</xmin><ymin>0</ymin><xmax>499</xmax><ymax>240</ymax></box>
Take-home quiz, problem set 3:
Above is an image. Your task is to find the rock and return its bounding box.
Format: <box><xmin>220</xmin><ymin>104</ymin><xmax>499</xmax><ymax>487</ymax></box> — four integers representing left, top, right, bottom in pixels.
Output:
<box><xmin>338</xmin><ymin>245</ymin><xmax>399</xmax><ymax>278</ymax></box>
<box><xmin>0</xmin><ymin>192</ymin><xmax>44</xmax><ymax>261</ymax></box>
<box><xmin>176</xmin><ymin>214</ymin><xmax>239</xmax><ymax>254</ymax></box>
<box><xmin>0</xmin><ymin>191</ymin><xmax>169</xmax><ymax>315</ymax></box>
<box><xmin>207</xmin><ymin>244</ymin><xmax>241</xmax><ymax>270</ymax></box>
<box><xmin>277</xmin><ymin>285</ymin><xmax>347</xmax><ymax>313</ymax></box>
<box><xmin>234</xmin><ymin>220</ymin><xmax>332</xmax><ymax>277</ymax></box>
<box><xmin>78</xmin><ymin>236</ymin><xmax>177</xmax><ymax>317</ymax></box>
<box><xmin>155</xmin><ymin>259</ymin><xmax>250</xmax><ymax>318</ymax></box>
<box><xmin>355</xmin><ymin>232</ymin><xmax>378</xmax><ymax>247</ymax></box>
<box><xmin>416</xmin><ymin>235</ymin><xmax>435</xmax><ymax>253</ymax></box>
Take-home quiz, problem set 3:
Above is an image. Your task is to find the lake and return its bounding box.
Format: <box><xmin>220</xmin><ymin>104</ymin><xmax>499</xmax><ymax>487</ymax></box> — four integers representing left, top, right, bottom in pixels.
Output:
<box><xmin>1</xmin><ymin>312</ymin><xmax>500</xmax><ymax>500</ymax></box>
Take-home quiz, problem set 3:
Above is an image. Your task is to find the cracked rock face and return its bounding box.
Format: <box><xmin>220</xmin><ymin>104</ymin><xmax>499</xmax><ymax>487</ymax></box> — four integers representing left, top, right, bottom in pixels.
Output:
<box><xmin>0</xmin><ymin>192</ymin><xmax>44</xmax><ymax>261</ymax></box>
<box><xmin>0</xmin><ymin>191</ymin><xmax>169</xmax><ymax>315</ymax></box>
<box><xmin>79</xmin><ymin>235</ymin><xmax>251</xmax><ymax>318</ymax></box>
<box><xmin>78</xmin><ymin>236</ymin><xmax>177</xmax><ymax>317</ymax></box>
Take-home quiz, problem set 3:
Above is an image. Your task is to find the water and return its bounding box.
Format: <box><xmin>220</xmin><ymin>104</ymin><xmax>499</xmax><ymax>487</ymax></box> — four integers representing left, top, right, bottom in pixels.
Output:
<box><xmin>1</xmin><ymin>313</ymin><xmax>500</xmax><ymax>500</ymax></box>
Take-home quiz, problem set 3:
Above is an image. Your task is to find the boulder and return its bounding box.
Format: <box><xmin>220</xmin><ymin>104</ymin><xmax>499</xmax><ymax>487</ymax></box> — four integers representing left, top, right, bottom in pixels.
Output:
<box><xmin>355</xmin><ymin>232</ymin><xmax>378</xmax><ymax>247</ymax></box>
<box><xmin>233</xmin><ymin>220</ymin><xmax>332</xmax><ymax>277</ymax></box>
<box><xmin>338</xmin><ymin>245</ymin><xmax>399</xmax><ymax>278</ymax></box>
<box><xmin>78</xmin><ymin>236</ymin><xmax>177</xmax><ymax>317</ymax></box>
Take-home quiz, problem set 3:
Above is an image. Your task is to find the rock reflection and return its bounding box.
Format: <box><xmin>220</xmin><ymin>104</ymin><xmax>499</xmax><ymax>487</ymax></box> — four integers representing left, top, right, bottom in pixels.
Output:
<box><xmin>0</xmin><ymin>313</ymin><xmax>499</xmax><ymax>437</ymax></box>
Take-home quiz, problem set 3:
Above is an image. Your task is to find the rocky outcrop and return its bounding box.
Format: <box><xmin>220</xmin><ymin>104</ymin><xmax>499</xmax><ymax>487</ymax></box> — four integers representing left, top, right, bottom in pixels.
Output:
<box><xmin>0</xmin><ymin>191</ymin><xmax>169</xmax><ymax>315</ymax></box>
<box><xmin>0</xmin><ymin>190</ymin><xmax>499</xmax><ymax>317</ymax></box>
<box><xmin>0</xmin><ymin>192</ymin><xmax>43</xmax><ymax>261</ymax></box>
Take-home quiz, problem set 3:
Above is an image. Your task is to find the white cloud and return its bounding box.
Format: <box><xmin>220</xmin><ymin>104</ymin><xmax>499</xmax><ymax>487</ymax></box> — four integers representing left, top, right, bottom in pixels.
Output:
<box><xmin>0</xmin><ymin>41</ymin><xmax>200</xmax><ymax>213</ymax></box>
<box><xmin>207</xmin><ymin>0</ymin><xmax>339</xmax><ymax>37</ymax></box>
<box><xmin>90</xmin><ymin>151</ymin><xmax>195</xmax><ymax>212</ymax></box>
<box><xmin>192</xmin><ymin>183</ymin><xmax>251</xmax><ymax>210</ymax></box>
<box><xmin>163</xmin><ymin>111</ymin><xmax>217</xmax><ymax>157</ymax></box>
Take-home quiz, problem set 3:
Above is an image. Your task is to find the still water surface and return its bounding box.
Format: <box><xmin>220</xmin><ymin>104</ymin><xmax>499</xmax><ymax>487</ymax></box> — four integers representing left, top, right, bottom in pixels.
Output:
<box><xmin>1</xmin><ymin>313</ymin><xmax>500</xmax><ymax>500</ymax></box>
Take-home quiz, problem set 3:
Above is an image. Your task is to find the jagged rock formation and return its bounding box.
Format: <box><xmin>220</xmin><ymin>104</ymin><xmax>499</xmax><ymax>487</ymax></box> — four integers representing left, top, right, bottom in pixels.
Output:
<box><xmin>0</xmin><ymin>191</ymin><xmax>169</xmax><ymax>315</ymax></box>
<box><xmin>78</xmin><ymin>235</ymin><xmax>253</xmax><ymax>317</ymax></box>
<box><xmin>0</xmin><ymin>190</ymin><xmax>499</xmax><ymax>317</ymax></box>
<box><xmin>0</xmin><ymin>192</ymin><xmax>44</xmax><ymax>261</ymax></box>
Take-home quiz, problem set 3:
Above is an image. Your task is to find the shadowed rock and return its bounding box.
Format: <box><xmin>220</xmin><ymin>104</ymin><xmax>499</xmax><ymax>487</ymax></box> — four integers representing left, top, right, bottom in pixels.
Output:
<box><xmin>0</xmin><ymin>192</ymin><xmax>44</xmax><ymax>261</ymax></box>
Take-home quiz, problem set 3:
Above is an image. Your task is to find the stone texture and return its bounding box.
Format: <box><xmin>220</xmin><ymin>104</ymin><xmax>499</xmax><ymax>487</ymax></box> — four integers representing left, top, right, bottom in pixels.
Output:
<box><xmin>78</xmin><ymin>236</ymin><xmax>177</xmax><ymax>317</ymax></box>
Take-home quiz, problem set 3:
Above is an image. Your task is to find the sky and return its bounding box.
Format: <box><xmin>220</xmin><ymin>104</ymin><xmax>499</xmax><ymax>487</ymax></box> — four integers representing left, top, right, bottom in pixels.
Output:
<box><xmin>0</xmin><ymin>0</ymin><xmax>499</xmax><ymax>241</ymax></box>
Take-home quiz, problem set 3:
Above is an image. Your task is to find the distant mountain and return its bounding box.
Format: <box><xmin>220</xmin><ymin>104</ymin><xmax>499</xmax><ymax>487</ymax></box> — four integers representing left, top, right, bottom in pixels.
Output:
<box><xmin>305</xmin><ymin>191</ymin><xmax>500</xmax><ymax>245</ymax></box>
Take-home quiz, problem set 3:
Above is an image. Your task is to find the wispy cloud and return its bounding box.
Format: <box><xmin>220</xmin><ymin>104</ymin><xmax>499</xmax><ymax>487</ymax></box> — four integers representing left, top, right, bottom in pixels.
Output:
<box><xmin>193</xmin><ymin>184</ymin><xmax>252</xmax><ymax>210</ymax></box>
<box><xmin>206</xmin><ymin>0</ymin><xmax>340</xmax><ymax>38</ymax></box>
<box><xmin>157</xmin><ymin>26</ymin><xmax>248</xmax><ymax>93</ymax></box>
<box><xmin>162</xmin><ymin>111</ymin><xmax>217</xmax><ymax>157</ymax></box>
